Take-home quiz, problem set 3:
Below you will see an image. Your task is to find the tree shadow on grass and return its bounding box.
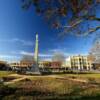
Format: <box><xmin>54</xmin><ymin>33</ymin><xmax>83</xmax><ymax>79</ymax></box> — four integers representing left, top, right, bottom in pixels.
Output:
<box><xmin>1</xmin><ymin>83</ymin><xmax>100</xmax><ymax>100</ymax></box>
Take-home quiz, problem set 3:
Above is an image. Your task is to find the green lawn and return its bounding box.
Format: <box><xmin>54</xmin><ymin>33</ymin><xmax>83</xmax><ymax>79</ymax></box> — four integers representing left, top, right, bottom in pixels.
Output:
<box><xmin>2</xmin><ymin>74</ymin><xmax>100</xmax><ymax>100</ymax></box>
<box><xmin>1</xmin><ymin>72</ymin><xmax>100</xmax><ymax>99</ymax></box>
<box><xmin>0</xmin><ymin>71</ymin><xmax>14</xmax><ymax>78</ymax></box>
<box><xmin>60</xmin><ymin>73</ymin><xmax>100</xmax><ymax>78</ymax></box>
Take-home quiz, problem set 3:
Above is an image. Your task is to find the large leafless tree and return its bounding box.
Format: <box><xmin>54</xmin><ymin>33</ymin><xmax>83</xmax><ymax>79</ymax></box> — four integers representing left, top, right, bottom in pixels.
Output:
<box><xmin>22</xmin><ymin>0</ymin><xmax>100</xmax><ymax>37</ymax></box>
<box><xmin>89</xmin><ymin>35</ymin><xmax>100</xmax><ymax>63</ymax></box>
<box><xmin>52</xmin><ymin>53</ymin><xmax>65</xmax><ymax>62</ymax></box>
<box><xmin>20</xmin><ymin>55</ymin><xmax>34</xmax><ymax>62</ymax></box>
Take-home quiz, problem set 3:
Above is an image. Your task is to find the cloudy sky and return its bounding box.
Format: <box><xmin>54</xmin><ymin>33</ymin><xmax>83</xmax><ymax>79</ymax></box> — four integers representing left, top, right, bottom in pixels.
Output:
<box><xmin>0</xmin><ymin>0</ymin><xmax>99</xmax><ymax>62</ymax></box>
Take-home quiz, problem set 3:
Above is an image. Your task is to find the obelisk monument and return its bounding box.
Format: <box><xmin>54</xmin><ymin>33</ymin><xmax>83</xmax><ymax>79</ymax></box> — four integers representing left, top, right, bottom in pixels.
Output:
<box><xmin>32</xmin><ymin>33</ymin><xmax>40</xmax><ymax>73</ymax></box>
<box><xmin>27</xmin><ymin>33</ymin><xmax>40</xmax><ymax>74</ymax></box>
<box><xmin>34</xmin><ymin>34</ymin><xmax>39</xmax><ymax>65</ymax></box>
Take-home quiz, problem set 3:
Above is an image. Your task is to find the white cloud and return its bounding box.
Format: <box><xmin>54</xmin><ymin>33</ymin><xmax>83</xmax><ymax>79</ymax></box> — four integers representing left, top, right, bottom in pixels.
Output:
<box><xmin>0</xmin><ymin>55</ymin><xmax>17</xmax><ymax>58</ymax></box>
<box><xmin>0</xmin><ymin>54</ymin><xmax>21</xmax><ymax>62</ymax></box>
<box><xmin>49</xmin><ymin>49</ymin><xmax>61</xmax><ymax>53</ymax></box>
<box><xmin>49</xmin><ymin>48</ymin><xmax>71</xmax><ymax>56</ymax></box>
<box><xmin>39</xmin><ymin>54</ymin><xmax>53</xmax><ymax>57</ymax></box>
<box><xmin>20</xmin><ymin>51</ymin><xmax>52</xmax><ymax>57</ymax></box>
<box><xmin>20</xmin><ymin>51</ymin><xmax>33</xmax><ymax>56</ymax></box>
<box><xmin>12</xmin><ymin>38</ymin><xmax>33</xmax><ymax>46</ymax></box>
<box><xmin>0</xmin><ymin>38</ymin><xmax>33</xmax><ymax>46</ymax></box>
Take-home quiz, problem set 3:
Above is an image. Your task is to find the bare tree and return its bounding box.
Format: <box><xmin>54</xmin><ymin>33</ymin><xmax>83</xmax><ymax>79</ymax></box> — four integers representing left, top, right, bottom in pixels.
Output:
<box><xmin>88</xmin><ymin>53</ymin><xmax>96</xmax><ymax>63</ymax></box>
<box><xmin>22</xmin><ymin>0</ymin><xmax>100</xmax><ymax>37</ymax></box>
<box><xmin>20</xmin><ymin>55</ymin><xmax>34</xmax><ymax>62</ymax></box>
<box><xmin>52</xmin><ymin>53</ymin><xmax>65</xmax><ymax>63</ymax></box>
<box><xmin>89</xmin><ymin>36</ymin><xmax>100</xmax><ymax>63</ymax></box>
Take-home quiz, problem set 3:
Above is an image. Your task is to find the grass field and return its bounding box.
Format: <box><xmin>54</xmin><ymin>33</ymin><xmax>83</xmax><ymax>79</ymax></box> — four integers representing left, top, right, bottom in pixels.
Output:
<box><xmin>0</xmin><ymin>71</ymin><xmax>14</xmax><ymax>78</ymax></box>
<box><xmin>1</xmin><ymin>72</ymin><xmax>100</xmax><ymax>100</ymax></box>
<box><xmin>61</xmin><ymin>73</ymin><xmax>100</xmax><ymax>78</ymax></box>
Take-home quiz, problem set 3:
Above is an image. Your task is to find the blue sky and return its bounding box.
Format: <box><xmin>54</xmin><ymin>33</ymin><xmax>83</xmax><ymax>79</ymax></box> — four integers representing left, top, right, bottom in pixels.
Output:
<box><xmin>0</xmin><ymin>0</ymin><xmax>99</xmax><ymax>62</ymax></box>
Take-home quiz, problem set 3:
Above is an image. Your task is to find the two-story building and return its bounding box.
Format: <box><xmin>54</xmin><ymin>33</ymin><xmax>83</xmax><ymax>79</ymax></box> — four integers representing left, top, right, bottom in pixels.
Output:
<box><xmin>70</xmin><ymin>55</ymin><xmax>92</xmax><ymax>71</ymax></box>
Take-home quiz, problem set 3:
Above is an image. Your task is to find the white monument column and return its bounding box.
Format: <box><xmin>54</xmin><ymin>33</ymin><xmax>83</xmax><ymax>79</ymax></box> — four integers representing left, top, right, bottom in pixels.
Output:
<box><xmin>26</xmin><ymin>33</ymin><xmax>40</xmax><ymax>74</ymax></box>
<box><xmin>34</xmin><ymin>34</ymin><xmax>38</xmax><ymax>64</ymax></box>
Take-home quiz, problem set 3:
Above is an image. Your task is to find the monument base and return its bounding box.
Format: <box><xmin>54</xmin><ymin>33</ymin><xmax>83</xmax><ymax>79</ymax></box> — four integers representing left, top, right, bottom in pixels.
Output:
<box><xmin>26</xmin><ymin>71</ymin><xmax>41</xmax><ymax>75</ymax></box>
<box><xmin>25</xmin><ymin>64</ymin><xmax>41</xmax><ymax>75</ymax></box>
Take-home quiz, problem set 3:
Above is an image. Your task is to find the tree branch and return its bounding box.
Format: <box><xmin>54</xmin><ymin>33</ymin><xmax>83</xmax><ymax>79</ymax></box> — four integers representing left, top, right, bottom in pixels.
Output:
<box><xmin>63</xmin><ymin>19</ymin><xmax>83</xmax><ymax>28</ymax></box>
<box><xmin>84</xmin><ymin>15</ymin><xmax>100</xmax><ymax>21</ymax></box>
<box><xmin>82</xmin><ymin>26</ymin><xmax>100</xmax><ymax>36</ymax></box>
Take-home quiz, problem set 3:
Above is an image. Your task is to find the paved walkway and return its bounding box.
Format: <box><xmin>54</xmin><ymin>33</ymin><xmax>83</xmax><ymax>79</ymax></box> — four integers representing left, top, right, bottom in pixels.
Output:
<box><xmin>4</xmin><ymin>74</ymin><xmax>88</xmax><ymax>85</ymax></box>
